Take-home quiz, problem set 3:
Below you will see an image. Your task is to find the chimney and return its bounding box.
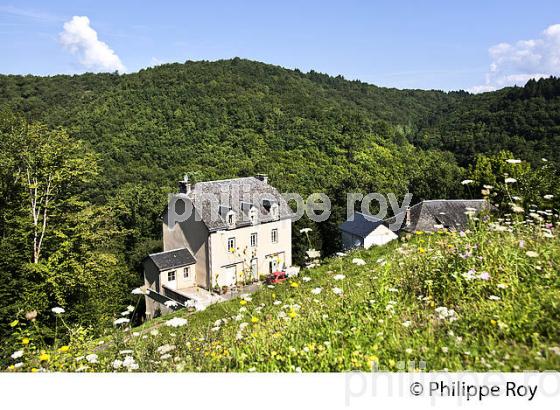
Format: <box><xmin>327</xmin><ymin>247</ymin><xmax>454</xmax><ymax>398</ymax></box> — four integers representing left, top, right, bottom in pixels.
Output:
<box><xmin>405</xmin><ymin>206</ymin><xmax>411</xmax><ymax>226</ymax></box>
<box><xmin>178</xmin><ymin>175</ymin><xmax>191</xmax><ymax>194</ymax></box>
<box><xmin>255</xmin><ymin>173</ymin><xmax>268</xmax><ymax>184</ymax></box>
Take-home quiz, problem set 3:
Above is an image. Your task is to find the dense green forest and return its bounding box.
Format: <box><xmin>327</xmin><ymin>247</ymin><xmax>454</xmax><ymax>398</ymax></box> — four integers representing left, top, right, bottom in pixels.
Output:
<box><xmin>1</xmin><ymin>58</ymin><xmax>559</xmax><ymax>343</ymax></box>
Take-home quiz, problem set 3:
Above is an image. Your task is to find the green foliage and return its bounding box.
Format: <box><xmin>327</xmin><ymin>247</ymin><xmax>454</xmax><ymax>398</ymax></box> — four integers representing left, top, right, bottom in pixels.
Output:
<box><xmin>467</xmin><ymin>151</ymin><xmax>559</xmax><ymax>214</ymax></box>
<box><xmin>1</xmin><ymin>59</ymin><xmax>559</xmax><ymax>354</ymax></box>
<box><xmin>3</xmin><ymin>222</ymin><xmax>559</xmax><ymax>372</ymax></box>
<box><xmin>414</xmin><ymin>77</ymin><xmax>560</xmax><ymax>166</ymax></box>
<box><xmin>0</xmin><ymin>119</ymin><xmax>135</xmax><ymax>340</ymax></box>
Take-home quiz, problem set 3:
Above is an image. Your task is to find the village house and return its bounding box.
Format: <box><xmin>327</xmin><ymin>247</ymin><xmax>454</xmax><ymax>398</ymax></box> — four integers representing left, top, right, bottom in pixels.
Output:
<box><xmin>387</xmin><ymin>199</ymin><xmax>490</xmax><ymax>233</ymax></box>
<box><xmin>143</xmin><ymin>175</ymin><xmax>293</xmax><ymax>318</ymax></box>
<box><xmin>339</xmin><ymin>211</ymin><xmax>398</xmax><ymax>250</ymax></box>
<box><xmin>340</xmin><ymin>199</ymin><xmax>490</xmax><ymax>250</ymax></box>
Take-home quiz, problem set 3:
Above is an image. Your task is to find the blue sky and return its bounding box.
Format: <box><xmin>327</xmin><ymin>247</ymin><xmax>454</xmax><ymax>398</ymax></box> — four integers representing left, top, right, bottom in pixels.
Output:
<box><xmin>1</xmin><ymin>1</ymin><xmax>559</xmax><ymax>91</ymax></box>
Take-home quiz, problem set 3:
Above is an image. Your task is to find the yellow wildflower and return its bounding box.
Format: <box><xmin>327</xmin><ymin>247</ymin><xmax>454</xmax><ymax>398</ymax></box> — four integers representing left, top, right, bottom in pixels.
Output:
<box><xmin>22</xmin><ymin>338</ymin><xmax>30</xmax><ymax>345</ymax></box>
<box><xmin>39</xmin><ymin>352</ymin><xmax>50</xmax><ymax>362</ymax></box>
<box><xmin>251</xmin><ymin>316</ymin><xmax>259</xmax><ymax>323</ymax></box>
<box><xmin>418</xmin><ymin>247</ymin><xmax>426</xmax><ymax>254</ymax></box>
<box><xmin>58</xmin><ymin>345</ymin><xmax>70</xmax><ymax>353</ymax></box>
<box><xmin>490</xmin><ymin>319</ymin><xmax>497</xmax><ymax>326</ymax></box>
<box><xmin>288</xmin><ymin>310</ymin><xmax>297</xmax><ymax>319</ymax></box>
<box><xmin>239</xmin><ymin>299</ymin><xmax>247</xmax><ymax>306</ymax></box>
<box><xmin>290</xmin><ymin>282</ymin><xmax>299</xmax><ymax>288</ymax></box>
<box><xmin>8</xmin><ymin>365</ymin><xmax>15</xmax><ymax>370</ymax></box>
<box><xmin>31</xmin><ymin>368</ymin><xmax>38</xmax><ymax>373</ymax></box>
<box><xmin>367</xmin><ymin>355</ymin><xmax>379</xmax><ymax>365</ymax></box>
<box><xmin>10</xmin><ymin>320</ymin><xmax>19</xmax><ymax>327</ymax></box>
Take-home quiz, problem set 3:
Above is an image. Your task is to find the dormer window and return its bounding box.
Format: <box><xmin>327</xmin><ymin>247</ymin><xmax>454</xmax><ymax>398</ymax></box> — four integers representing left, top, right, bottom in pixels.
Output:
<box><xmin>250</xmin><ymin>207</ymin><xmax>258</xmax><ymax>225</ymax></box>
<box><xmin>271</xmin><ymin>203</ymin><xmax>279</xmax><ymax>219</ymax></box>
<box><xmin>262</xmin><ymin>198</ymin><xmax>279</xmax><ymax>219</ymax></box>
<box><xmin>226</xmin><ymin>210</ymin><xmax>236</xmax><ymax>228</ymax></box>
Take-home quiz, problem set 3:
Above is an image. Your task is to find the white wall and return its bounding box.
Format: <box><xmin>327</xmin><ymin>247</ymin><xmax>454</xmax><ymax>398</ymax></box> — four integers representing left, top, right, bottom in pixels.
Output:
<box><xmin>163</xmin><ymin>202</ymin><xmax>210</xmax><ymax>289</ymax></box>
<box><xmin>159</xmin><ymin>264</ymin><xmax>196</xmax><ymax>290</ymax></box>
<box><xmin>209</xmin><ymin>218</ymin><xmax>292</xmax><ymax>288</ymax></box>
<box><xmin>363</xmin><ymin>225</ymin><xmax>398</xmax><ymax>249</ymax></box>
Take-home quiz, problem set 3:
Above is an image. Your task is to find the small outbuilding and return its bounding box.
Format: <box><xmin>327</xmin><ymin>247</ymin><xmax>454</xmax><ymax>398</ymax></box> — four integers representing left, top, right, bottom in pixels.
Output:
<box><xmin>386</xmin><ymin>199</ymin><xmax>490</xmax><ymax>233</ymax></box>
<box><xmin>339</xmin><ymin>211</ymin><xmax>398</xmax><ymax>250</ymax></box>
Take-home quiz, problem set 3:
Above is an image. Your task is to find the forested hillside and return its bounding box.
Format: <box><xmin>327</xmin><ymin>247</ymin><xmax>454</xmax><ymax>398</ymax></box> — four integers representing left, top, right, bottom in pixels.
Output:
<box><xmin>1</xmin><ymin>58</ymin><xmax>559</xmax><ymax>342</ymax></box>
<box><xmin>414</xmin><ymin>77</ymin><xmax>560</xmax><ymax>165</ymax></box>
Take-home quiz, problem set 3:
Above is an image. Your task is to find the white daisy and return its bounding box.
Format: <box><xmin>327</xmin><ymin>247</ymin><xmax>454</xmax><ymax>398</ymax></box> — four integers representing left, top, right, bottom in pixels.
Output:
<box><xmin>165</xmin><ymin>317</ymin><xmax>188</xmax><ymax>327</ymax></box>
<box><xmin>113</xmin><ymin>317</ymin><xmax>130</xmax><ymax>325</ymax></box>
<box><xmin>85</xmin><ymin>354</ymin><xmax>98</xmax><ymax>364</ymax></box>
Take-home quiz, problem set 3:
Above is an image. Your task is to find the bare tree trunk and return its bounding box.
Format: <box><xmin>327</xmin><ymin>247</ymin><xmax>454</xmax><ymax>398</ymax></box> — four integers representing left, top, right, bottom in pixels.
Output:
<box><xmin>27</xmin><ymin>166</ymin><xmax>51</xmax><ymax>264</ymax></box>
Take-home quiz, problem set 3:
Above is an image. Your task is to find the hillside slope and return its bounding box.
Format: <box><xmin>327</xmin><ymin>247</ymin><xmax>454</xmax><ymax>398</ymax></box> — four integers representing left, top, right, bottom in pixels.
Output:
<box><xmin>1</xmin><ymin>60</ymin><xmax>559</xmax><ymax>188</ymax></box>
<box><xmin>5</xmin><ymin>220</ymin><xmax>559</xmax><ymax>372</ymax></box>
<box><xmin>1</xmin><ymin>60</ymin><xmax>560</xmax><ymax>343</ymax></box>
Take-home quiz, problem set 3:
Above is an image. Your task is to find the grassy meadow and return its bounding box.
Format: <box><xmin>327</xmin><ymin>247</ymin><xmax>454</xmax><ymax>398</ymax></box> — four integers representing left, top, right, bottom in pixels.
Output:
<box><xmin>4</xmin><ymin>216</ymin><xmax>560</xmax><ymax>372</ymax></box>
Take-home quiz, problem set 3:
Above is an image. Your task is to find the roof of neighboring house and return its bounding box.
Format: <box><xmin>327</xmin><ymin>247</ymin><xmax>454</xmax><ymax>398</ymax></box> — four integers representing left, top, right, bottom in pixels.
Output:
<box><xmin>386</xmin><ymin>199</ymin><xmax>489</xmax><ymax>233</ymax></box>
<box><xmin>339</xmin><ymin>212</ymin><xmax>386</xmax><ymax>238</ymax></box>
<box><xmin>146</xmin><ymin>248</ymin><xmax>196</xmax><ymax>271</ymax></box>
<box><xmin>182</xmin><ymin>177</ymin><xmax>292</xmax><ymax>232</ymax></box>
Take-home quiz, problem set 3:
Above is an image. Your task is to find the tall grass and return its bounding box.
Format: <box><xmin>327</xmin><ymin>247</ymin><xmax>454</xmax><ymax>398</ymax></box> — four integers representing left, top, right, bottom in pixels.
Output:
<box><xmin>3</xmin><ymin>220</ymin><xmax>559</xmax><ymax>372</ymax></box>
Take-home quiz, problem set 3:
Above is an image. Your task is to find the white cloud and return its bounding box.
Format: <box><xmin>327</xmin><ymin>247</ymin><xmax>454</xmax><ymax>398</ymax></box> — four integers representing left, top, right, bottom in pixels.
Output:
<box><xmin>470</xmin><ymin>23</ymin><xmax>560</xmax><ymax>93</ymax></box>
<box><xmin>59</xmin><ymin>16</ymin><xmax>126</xmax><ymax>73</ymax></box>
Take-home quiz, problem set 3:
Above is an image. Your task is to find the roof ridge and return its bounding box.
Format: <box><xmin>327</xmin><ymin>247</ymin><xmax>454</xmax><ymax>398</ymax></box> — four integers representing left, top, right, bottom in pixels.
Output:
<box><xmin>354</xmin><ymin>211</ymin><xmax>381</xmax><ymax>219</ymax></box>
<box><xmin>194</xmin><ymin>176</ymin><xmax>258</xmax><ymax>185</ymax></box>
<box><xmin>421</xmin><ymin>199</ymin><xmax>485</xmax><ymax>203</ymax></box>
<box><xmin>148</xmin><ymin>248</ymin><xmax>189</xmax><ymax>257</ymax></box>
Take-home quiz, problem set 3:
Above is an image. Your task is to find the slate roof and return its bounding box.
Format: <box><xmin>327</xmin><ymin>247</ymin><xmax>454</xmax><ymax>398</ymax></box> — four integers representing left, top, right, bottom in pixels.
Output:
<box><xmin>386</xmin><ymin>199</ymin><xmax>489</xmax><ymax>233</ymax></box>
<box><xmin>184</xmin><ymin>177</ymin><xmax>292</xmax><ymax>232</ymax></box>
<box><xmin>147</xmin><ymin>248</ymin><xmax>196</xmax><ymax>271</ymax></box>
<box><xmin>339</xmin><ymin>212</ymin><xmax>386</xmax><ymax>238</ymax></box>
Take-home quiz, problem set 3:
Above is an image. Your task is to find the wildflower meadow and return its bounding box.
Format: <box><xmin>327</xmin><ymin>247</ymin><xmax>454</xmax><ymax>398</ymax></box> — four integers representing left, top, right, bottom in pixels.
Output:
<box><xmin>3</xmin><ymin>215</ymin><xmax>559</xmax><ymax>372</ymax></box>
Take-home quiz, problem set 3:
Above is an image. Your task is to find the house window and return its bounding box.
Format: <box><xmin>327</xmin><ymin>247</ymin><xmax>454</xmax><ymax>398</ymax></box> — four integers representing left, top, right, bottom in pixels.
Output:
<box><xmin>227</xmin><ymin>237</ymin><xmax>236</xmax><ymax>253</ymax></box>
<box><xmin>250</xmin><ymin>232</ymin><xmax>257</xmax><ymax>247</ymax></box>
<box><xmin>271</xmin><ymin>228</ymin><xmax>278</xmax><ymax>243</ymax></box>
<box><xmin>228</xmin><ymin>213</ymin><xmax>234</xmax><ymax>225</ymax></box>
<box><xmin>271</xmin><ymin>204</ymin><xmax>279</xmax><ymax>218</ymax></box>
<box><xmin>168</xmin><ymin>270</ymin><xmax>176</xmax><ymax>282</ymax></box>
<box><xmin>183</xmin><ymin>266</ymin><xmax>190</xmax><ymax>278</ymax></box>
